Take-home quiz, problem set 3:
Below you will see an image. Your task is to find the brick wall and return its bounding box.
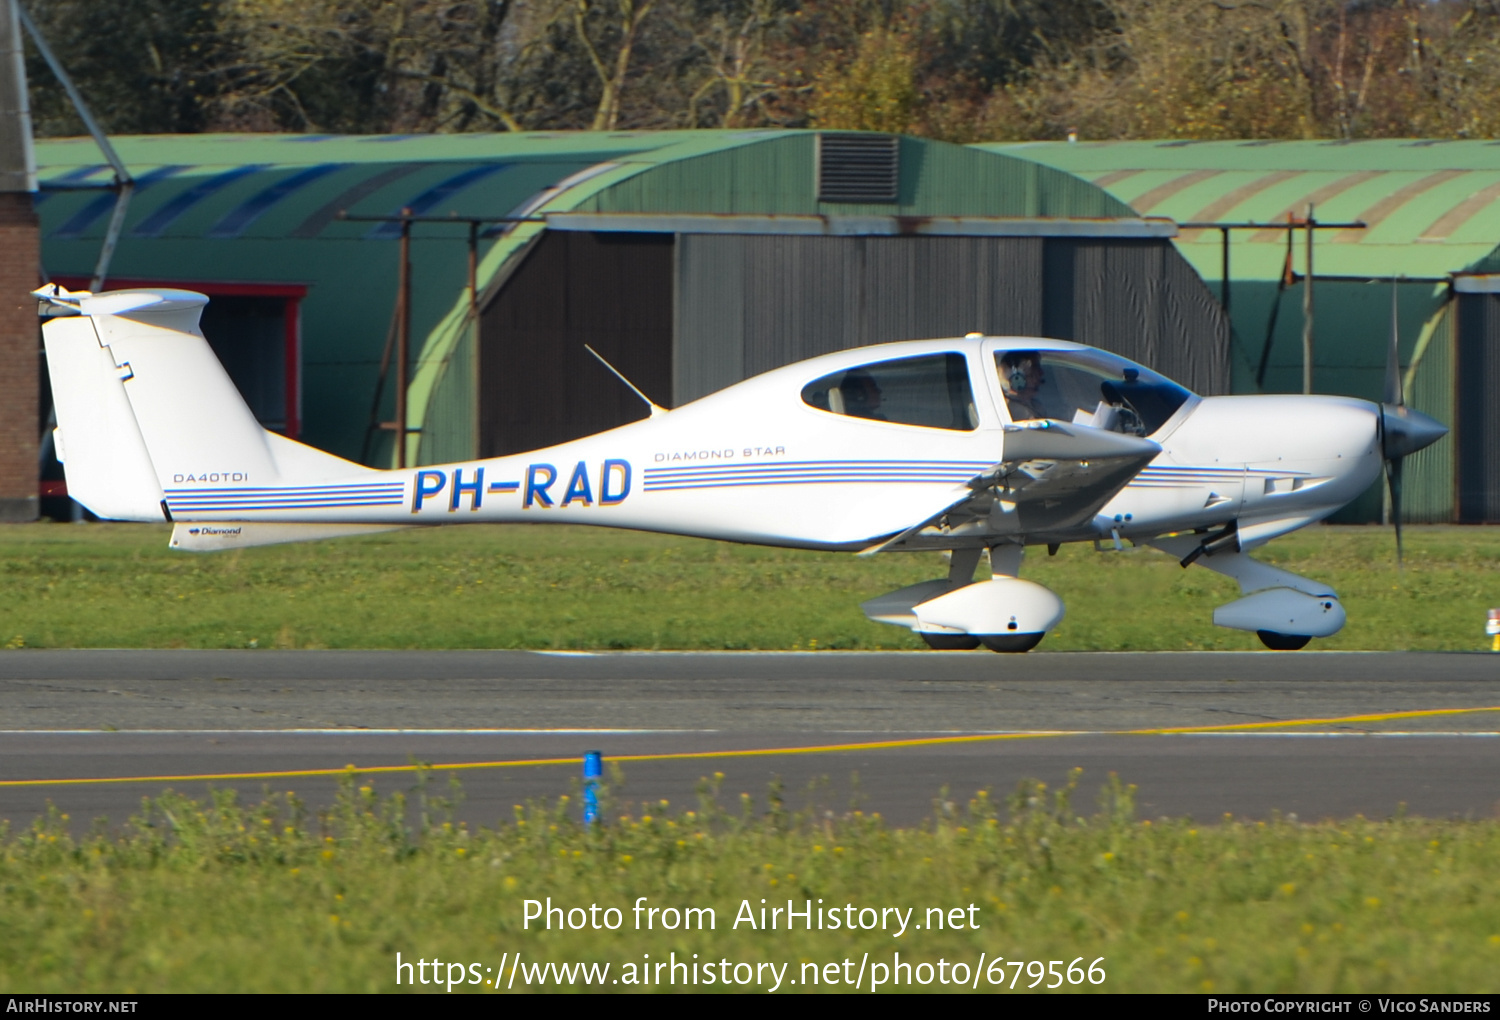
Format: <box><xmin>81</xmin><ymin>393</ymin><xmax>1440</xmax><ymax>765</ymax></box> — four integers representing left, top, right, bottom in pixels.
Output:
<box><xmin>0</xmin><ymin>190</ymin><xmax>38</xmax><ymax>521</ymax></box>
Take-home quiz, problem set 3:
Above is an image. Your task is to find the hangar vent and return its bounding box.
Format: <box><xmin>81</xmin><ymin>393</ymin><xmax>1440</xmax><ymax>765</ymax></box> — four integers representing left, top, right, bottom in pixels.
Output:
<box><xmin>817</xmin><ymin>133</ymin><xmax>900</xmax><ymax>203</ymax></box>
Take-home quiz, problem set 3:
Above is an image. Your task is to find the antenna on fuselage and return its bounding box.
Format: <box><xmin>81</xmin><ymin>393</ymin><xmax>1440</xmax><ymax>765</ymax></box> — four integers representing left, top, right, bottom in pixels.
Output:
<box><xmin>583</xmin><ymin>344</ymin><xmax>668</xmax><ymax>418</ymax></box>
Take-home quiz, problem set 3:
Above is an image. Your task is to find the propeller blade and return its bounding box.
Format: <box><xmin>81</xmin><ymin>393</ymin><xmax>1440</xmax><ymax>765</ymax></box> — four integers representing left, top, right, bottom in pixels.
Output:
<box><xmin>1385</xmin><ymin>448</ymin><xmax>1404</xmax><ymax>568</ymax></box>
<box><xmin>1384</xmin><ymin>278</ymin><xmax>1403</xmax><ymax>407</ymax></box>
<box><xmin>1379</xmin><ymin>285</ymin><xmax>1437</xmax><ymax>569</ymax></box>
<box><xmin>1379</xmin><ymin>401</ymin><xmax>1444</xmax><ymax>568</ymax></box>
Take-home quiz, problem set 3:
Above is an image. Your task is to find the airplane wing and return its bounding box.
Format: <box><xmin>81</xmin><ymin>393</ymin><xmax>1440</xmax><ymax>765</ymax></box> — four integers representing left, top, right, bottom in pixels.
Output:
<box><xmin>862</xmin><ymin>421</ymin><xmax>1160</xmax><ymax>554</ymax></box>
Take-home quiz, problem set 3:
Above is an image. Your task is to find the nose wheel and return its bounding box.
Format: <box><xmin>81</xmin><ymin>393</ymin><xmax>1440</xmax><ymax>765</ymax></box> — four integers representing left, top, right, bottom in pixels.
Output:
<box><xmin>979</xmin><ymin>632</ymin><xmax>1048</xmax><ymax>653</ymax></box>
<box><xmin>1256</xmin><ymin>630</ymin><xmax>1312</xmax><ymax>651</ymax></box>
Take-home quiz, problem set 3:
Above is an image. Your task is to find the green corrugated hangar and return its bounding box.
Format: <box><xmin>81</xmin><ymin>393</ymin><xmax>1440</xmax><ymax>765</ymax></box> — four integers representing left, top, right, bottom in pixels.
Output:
<box><xmin>34</xmin><ymin>130</ymin><xmax>1231</xmax><ymax>481</ymax></box>
<box><xmin>982</xmin><ymin>140</ymin><xmax>1500</xmax><ymax>524</ymax></box>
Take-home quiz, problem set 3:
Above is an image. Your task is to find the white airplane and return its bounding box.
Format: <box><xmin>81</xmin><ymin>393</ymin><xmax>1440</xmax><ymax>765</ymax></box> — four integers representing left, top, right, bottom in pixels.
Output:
<box><xmin>35</xmin><ymin>284</ymin><xmax>1446</xmax><ymax>652</ymax></box>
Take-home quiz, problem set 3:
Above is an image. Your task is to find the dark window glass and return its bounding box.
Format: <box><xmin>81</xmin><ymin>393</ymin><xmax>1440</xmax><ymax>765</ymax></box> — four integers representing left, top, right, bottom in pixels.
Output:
<box><xmin>802</xmin><ymin>353</ymin><xmax>977</xmax><ymax>431</ymax></box>
<box><xmin>995</xmin><ymin>349</ymin><xmax>1191</xmax><ymax>436</ymax></box>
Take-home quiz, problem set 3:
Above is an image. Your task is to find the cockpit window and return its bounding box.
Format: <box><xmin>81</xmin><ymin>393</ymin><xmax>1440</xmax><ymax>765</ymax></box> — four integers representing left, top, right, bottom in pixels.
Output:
<box><xmin>996</xmin><ymin>349</ymin><xmax>1191</xmax><ymax>436</ymax></box>
<box><xmin>802</xmin><ymin>353</ymin><xmax>977</xmax><ymax>431</ymax></box>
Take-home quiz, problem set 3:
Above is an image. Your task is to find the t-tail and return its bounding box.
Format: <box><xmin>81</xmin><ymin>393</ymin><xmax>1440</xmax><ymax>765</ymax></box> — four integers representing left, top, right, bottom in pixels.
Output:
<box><xmin>36</xmin><ymin>285</ymin><xmax>404</xmax><ymax>550</ymax></box>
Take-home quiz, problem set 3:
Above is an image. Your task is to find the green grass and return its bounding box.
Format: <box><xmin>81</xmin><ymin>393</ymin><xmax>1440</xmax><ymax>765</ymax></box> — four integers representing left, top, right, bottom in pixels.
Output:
<box><xmin>0</xmin><ymin>522</ymin><xmax>1496</xmax><ymax>650</ymax></box>
<box><xmin>3</xmin><ymin>772</ymin><xmax>1499</xmax><ymax>992</ymax></box>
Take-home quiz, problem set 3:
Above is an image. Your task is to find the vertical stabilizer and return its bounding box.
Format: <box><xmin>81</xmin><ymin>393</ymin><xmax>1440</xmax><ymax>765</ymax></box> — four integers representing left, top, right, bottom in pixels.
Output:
<box><xmin>83</xmin><ymin>289</ymin><xmax>283</xmax><ymax>489</ymax></box>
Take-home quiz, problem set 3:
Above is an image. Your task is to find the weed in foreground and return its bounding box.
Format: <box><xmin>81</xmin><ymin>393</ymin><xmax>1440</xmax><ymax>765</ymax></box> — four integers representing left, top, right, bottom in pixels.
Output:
<box><xmin>1</xmin><ymin>769</ymin><xmax>1498</xmax><ymax>993</ymax></box>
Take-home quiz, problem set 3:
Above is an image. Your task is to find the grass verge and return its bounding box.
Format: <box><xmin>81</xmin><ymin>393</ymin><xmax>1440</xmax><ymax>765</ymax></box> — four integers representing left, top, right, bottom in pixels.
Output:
<box><xmin>2</xmin><ymin>771</ymin><xmax>1498</xmax><ymax>992</ymax></box>
<box><xmin>0</xmin><ymin>522</ymin><xmax>1496</xmax><ymax>650</ymax></box>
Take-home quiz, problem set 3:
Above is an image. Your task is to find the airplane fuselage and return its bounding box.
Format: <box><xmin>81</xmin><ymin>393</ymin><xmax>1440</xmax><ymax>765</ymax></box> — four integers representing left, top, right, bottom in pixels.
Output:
<box><xmin>162</xmin><ymin>339</ymin><xmax>1386</xmax><ymax>554</ymax></box>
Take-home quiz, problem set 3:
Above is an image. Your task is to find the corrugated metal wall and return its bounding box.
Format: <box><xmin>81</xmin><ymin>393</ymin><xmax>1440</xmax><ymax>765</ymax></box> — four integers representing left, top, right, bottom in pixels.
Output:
<box><xmin>1456</xmin><ymin>293</ymin><xmax>1500</xmax><ymax>522</ymax></box>
<box><xmin>675</xmin><ymin>234</ymin><xmax>1228</xmax><ymax>406</ymax></box>
<box><xmin>1401</xmin><ymin>303</ymin><xmax>1455</xmax><ymax>524</ymax></box>
<box><xmin>479</xmin><ymin>231</ymin><xmax>673</xmax><ymax>456</ymax></box>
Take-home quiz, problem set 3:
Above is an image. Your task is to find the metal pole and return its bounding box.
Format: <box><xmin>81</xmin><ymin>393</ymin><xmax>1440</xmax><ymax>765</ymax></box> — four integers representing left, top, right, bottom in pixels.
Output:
<box><xmin>1302</xmin><ymin>203</ymin><xmax>1315</xmax><ymax>395</ymax></box>
<box><xmin>468</xmin><ymin>220</ymin><xmax>480</xmax><ymax>460</ymax></box>
<box><xmin>1219</xmin><ymin>226</ymin><xmax>1230</xmax><ymax>314</ymax></box>
<box><xmin>396</xmin><ymin>209</ymin><xmax>411</xmax><ymax>469</ymax></box>
<box><xmin>88</xmin><ymin>181</ymin><xmax>132</xmax><ymax>292</ymax></box>
<box><xmin>16</xmin><ymin>5</ymin><xmax>124</xmax><ymax>181</ymax></box>
<box><xmin>1</xmin><ymin>0</ymin><xmax>36</xmax><ymax>194</ymax></box>
<box><xmin>17</xmin><ymin>2</ymin><xmax>133</xmax><ymax>291</ymax></box>
<box><xmin>467</xmin><ymin>221</ymin><xmax>478</xmax><ymax>315</ymax></box>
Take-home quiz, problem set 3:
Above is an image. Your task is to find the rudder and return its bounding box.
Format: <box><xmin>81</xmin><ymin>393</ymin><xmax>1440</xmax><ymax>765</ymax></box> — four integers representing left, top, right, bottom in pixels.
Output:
<box><xmin>40</xmin><ymin>305</ymin><xmax>166</xmax><ymax>521</ymax></box>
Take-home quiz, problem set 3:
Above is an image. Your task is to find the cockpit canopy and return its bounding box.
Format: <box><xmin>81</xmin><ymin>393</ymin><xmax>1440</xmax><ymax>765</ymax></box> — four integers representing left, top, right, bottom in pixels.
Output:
<box><xmin>996</xmin><ymin>348</ymin><xmax>1191</xmax><ymax>436</ymax></box>
<box><xmin>798</xmin><ymin>343</ymin><xmax>1193</xmax><ymax>438</ymax></box>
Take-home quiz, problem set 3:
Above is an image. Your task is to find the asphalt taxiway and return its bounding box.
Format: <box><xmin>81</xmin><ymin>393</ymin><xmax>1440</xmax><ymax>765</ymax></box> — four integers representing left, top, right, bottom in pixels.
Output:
<box><xmin>0</xmin><ymin>650</ymin><xmax>1496</xmax><ymax>826</ymax></box>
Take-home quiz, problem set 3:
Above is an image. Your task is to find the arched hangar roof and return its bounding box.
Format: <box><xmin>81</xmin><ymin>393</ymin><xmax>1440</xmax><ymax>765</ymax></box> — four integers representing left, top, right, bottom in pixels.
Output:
<box><xmin>978</xmin><ymin>139</ymin><xmax>1500</xmax><ymax>282</ymax></box>
<box><xmin>36</xmin><ymin>129</ymin><xmax>1132</xmax><ymax>245</ymax></box>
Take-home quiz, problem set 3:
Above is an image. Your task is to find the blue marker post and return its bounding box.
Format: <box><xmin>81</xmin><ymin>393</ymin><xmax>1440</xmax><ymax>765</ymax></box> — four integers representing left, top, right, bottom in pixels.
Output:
<box><xmin>583</xmin><ymin>751</ymin><xmax>602</xmax><ymax>826</ymax></box>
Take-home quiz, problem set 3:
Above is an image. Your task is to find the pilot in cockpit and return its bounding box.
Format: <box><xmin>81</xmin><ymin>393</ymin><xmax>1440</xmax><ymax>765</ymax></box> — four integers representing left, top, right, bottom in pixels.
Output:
<box><xmin>998</xmin><ymin>351</ymin><xmax>1050</xmax><ymax>421</ymax></box>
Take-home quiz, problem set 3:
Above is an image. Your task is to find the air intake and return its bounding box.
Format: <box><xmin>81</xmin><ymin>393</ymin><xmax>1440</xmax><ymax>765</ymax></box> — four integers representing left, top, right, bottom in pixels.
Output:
<box><xmin>817</xmin><ymin>133</ymin><xmax>899</xmax><ymax>203</ymax></box>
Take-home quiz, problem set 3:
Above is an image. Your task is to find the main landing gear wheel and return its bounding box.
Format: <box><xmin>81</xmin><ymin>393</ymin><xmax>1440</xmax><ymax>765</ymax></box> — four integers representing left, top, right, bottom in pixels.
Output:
<box><xmin>921</xmin><ymin>633</ymin><xmax>982</xmax><ymax>650</ymax></box>
<box><xmin>979</xmin><ymin>632</ymin><xmax>1047</xmax><ymax>653</ymax></box>
<box><xmin>1257</xmin><ymin>630</ymin><xmax>1312</xmax><ymax>651</ymax></box>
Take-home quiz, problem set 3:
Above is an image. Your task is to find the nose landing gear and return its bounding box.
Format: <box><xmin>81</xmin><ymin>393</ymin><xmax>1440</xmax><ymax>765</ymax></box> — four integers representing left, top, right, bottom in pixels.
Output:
<box><xmin>1148</xmin><ymin>532</ymin><xmax>1344</xmax><ymax>651</ymax></box>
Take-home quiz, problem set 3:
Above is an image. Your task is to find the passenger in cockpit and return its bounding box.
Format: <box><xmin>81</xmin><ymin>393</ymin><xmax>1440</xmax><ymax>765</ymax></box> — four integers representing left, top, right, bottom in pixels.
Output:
<box><xmin>839</xmin><ymin>369</ymin><xmax>887</xmax><ymax>421</ymax></box>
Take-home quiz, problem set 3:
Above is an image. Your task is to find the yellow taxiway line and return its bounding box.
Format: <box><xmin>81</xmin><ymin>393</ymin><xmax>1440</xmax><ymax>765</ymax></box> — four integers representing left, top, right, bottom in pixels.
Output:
<box><xmin>3</xmin><ymin>704</ymin><xmax>1498</xmax><ymax>788</ymax></box>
